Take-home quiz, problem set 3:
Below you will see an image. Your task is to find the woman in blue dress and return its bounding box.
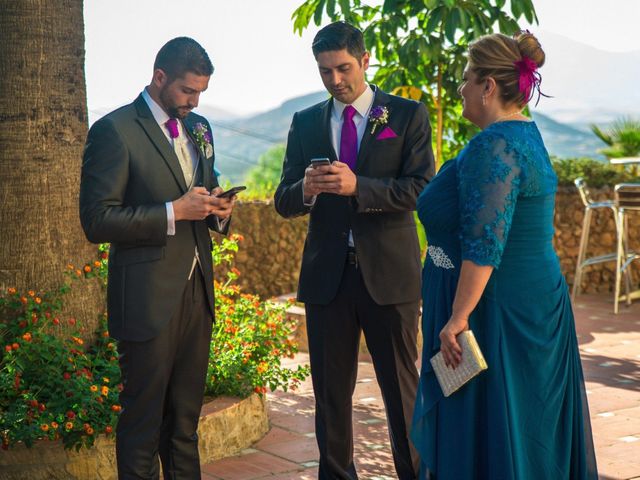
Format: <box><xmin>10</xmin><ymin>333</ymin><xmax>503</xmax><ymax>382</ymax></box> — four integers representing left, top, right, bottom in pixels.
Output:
<box><xmin>411</xmin><ymin>31</ymin><xmax>598</xmax><ymax>479</ymax></box>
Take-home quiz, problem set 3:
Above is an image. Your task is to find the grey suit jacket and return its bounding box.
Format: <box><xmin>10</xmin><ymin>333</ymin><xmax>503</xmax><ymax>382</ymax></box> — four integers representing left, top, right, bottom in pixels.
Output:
<box><xmin>274</xmin><ymin>86</ymin><xmax>435</xmax><ymax>305</ymax></box>
<box><xmin>80</xmin><ymin>94</ymin><xmax>226</xmax><ymax>341</ymax></box>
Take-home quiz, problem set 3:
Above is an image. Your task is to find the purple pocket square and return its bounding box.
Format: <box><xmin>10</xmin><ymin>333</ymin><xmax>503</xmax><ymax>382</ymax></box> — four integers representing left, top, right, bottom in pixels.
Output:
<box><xmin>376</xmin><ymin>126</ymin><xmax>398</xmax><ymax>140</ymax></box>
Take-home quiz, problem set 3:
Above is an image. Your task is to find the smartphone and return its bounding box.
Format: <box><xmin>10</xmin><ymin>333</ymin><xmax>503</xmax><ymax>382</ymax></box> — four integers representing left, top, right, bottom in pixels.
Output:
<box><xmin>310</xmin><ymin>157</ymin><xmax>331</xmax><ymax>168</ymax></box>
<box><xmin>216</xmin><ymin>185</ymin><xmax>246</xmax><ymax>198</ymax></box>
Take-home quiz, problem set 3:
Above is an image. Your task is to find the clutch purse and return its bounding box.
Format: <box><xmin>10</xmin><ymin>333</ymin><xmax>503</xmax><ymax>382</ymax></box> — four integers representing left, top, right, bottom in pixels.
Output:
<box><xmin>430</xmin><ymin>330</ymin><xmax>488</xmax><ymax>397</ymax></box>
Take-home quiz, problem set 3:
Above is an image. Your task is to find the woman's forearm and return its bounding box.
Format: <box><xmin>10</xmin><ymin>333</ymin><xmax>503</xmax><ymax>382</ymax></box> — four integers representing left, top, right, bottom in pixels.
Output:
<box><xmin>451</xmin><ymin>260</ymin><xmax>494</xmax><ymax>320</ymax></box>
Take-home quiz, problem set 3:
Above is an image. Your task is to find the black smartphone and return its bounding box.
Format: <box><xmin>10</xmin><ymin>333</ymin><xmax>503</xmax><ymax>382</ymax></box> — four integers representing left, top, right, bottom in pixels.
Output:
<box><xmin>216</xmin><ymin>185</ymin><xmax>246</xmax><ymax>198</ymax></box>
<box><xmin>310</xmin><ymin>157</ymin><xmax>331</xmax><ymax>168</ymax></box>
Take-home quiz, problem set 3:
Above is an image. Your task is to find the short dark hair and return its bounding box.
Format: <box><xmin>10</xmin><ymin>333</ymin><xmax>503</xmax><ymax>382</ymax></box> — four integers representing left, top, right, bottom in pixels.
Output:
<box><xmin>312</xmin><ymin>21</ymin><xmax>366</xmax><ymax>60</ymax></box>
<box><xmin>153</xmin><ymin>37</ymin><xmax>214</xmax><ymax>81</ymax></box>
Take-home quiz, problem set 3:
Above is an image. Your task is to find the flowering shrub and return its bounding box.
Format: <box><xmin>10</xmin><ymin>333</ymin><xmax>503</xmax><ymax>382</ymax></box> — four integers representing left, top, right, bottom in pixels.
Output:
<box><xmin>205</xmin><ymin>234</ymin><xmax>309</xmax><ymax>397</ymax></box>
<box><xmin>0</xmin><ymin>262</ymin><xmax>121</xmax><ymax>451</ymax></box>
<box><xmin>0</xmin><ymin>236</ymin><xmax>309</xmax><ymax>450</ymax></box>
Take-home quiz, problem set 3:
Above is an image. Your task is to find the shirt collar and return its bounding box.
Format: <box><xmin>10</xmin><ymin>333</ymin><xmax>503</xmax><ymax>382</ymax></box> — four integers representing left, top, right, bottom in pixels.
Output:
<box><xmin>332</xmin><ymin>84</ymin><xmax>375</xmax><ymax>120</ymax></box>
<box><xmin>141</xmin><ymin>88</ymin><xmax>184</xmax><ymax>137</ymax></box>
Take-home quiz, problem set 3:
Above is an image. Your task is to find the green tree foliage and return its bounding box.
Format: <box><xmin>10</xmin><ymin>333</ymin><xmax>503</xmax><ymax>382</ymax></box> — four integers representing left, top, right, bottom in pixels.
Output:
<box><xmin>292</xmin><ymin>0</ymin><xmax>538</xmax><ymax>167</ymax></box>
<box><xmin>591</xmin><ymin>117</ymin><xmax>640</xmax><ymax>159</ymax></box>
<box><xmin>243</xmin><ymin>144</ymin><xmax>286</xmax><ymax>198</ymax></box>
<box><xmin>551</xmin><ymin>157</ymin><xmax>637</xmax><ymax>188</ymax></box>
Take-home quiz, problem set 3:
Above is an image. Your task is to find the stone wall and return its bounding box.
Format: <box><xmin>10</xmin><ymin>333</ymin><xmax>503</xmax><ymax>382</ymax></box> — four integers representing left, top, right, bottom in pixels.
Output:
<box><xmin>212</xmin><ymin>200</ymin><xmax>308</xmax><ymax>299</ymax></box>
<box><xmin>217</xmin><ymin>189</ymin><xmax>640</xmax><ymax>298</ymax></box>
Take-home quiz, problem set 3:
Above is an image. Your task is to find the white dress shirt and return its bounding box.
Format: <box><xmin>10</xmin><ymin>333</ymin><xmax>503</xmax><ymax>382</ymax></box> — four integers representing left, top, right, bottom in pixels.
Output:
<box><xmin>141</xmin><ymin>88</ymin><xmax>199</xmax><ymax>236</ymax></box>
<box><xmin>304</xmin><ymin>85</ymin><xmax>375</xmax><ymax>247</ymax></box>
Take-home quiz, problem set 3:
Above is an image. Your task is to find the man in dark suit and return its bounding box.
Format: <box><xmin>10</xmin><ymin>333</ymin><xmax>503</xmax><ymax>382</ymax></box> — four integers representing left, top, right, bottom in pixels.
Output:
<box><xmin>274</xmin><ymin>21</ymin><xmax>434</xmax><ymax>480</ymax></box>
<box><xmin>80</xmin><ymin>37</ymin><xmax>235</xmax><ymax>480</ymax></box>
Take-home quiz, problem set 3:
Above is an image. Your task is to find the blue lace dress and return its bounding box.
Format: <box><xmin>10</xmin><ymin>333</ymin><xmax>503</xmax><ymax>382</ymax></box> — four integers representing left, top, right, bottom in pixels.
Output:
<box><xmin>410</xmin><ymin>121</ymin><xmax>598</xmax><ymax>479</ymax></box>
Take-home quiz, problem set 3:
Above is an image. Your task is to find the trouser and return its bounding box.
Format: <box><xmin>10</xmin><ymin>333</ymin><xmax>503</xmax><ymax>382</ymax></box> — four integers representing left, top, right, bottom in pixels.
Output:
<box><xmin>116</xmin><ymin>270</ymin><xmax>212</xmax><ymax>480</ymax></box>
<box><xmin>306</xmin><ymin>260</ymin><xmax>420</xmax><ymax>479</ymax></box>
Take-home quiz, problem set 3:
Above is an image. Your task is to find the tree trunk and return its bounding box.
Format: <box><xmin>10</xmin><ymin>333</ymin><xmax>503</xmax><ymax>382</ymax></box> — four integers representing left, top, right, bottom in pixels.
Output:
<box><xmin>0</xmin><ymin>0</ymin><xmax>103</xmax><ymax>337</ymax></box>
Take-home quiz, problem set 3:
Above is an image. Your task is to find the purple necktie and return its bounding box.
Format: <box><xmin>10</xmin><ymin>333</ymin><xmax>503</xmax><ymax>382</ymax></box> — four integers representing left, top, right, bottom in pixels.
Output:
<box><xmin>165</xmin><ymin>118</ymin><xmax>179</xmax><ymax>139</ymax></box>
<box><xmin>339</xmin><ymin>105</ymin><xmax>358</xmax><ymax>171</ymax></box>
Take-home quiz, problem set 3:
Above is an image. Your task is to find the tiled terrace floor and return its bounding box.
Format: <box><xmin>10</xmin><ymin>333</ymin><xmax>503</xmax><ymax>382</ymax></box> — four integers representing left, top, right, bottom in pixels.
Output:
<box><xmin>202</xmin><ymin>294</ymin><xmax>640</xmax><ymax>479</ymax></box>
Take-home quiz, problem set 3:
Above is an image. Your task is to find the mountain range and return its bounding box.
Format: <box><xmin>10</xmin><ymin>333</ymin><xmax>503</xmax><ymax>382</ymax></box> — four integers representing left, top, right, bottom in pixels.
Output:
<box><xmin>88</xmin><ymin>32</ymin><xmax>638</xmax><ymax>183</ymax></box>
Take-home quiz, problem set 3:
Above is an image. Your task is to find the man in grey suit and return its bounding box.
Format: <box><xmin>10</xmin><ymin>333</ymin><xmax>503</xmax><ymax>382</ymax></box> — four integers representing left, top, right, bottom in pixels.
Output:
<box><xmin>274</xmin><ymin>22</ymin><xmax>434</xmax><ymax>480</ymax></box>
<box><xmin>80</xmin><ymin>37</ymin><xmax>234</xmax><ymax>479</ymax></box>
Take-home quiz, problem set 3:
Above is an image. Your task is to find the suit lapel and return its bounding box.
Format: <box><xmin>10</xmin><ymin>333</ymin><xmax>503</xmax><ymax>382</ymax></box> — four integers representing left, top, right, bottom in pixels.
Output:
<box><xmin>133</xmin><ymin>95</ymin><xmax>188</xmax><ymax>192</ymax></box>
<box><xmin>355</xmin><ymin>86</ymin><xmax>390</xmax><ymax>172</ymax></box>
<box><xmin>321</xmin><ymin>99</ymin><xmax>339</xmax><ymax>161</ymax></box>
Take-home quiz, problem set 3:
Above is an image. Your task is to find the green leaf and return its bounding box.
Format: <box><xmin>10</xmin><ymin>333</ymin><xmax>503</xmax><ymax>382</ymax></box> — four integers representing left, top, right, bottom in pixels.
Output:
<box><xmin>425</xmin><ymin>6</ymin><xmax>443</xmax><ymax>34</ymax></box>
<box><xmin>444</xmin><ymin>9</ymin><xmax>458</xmax><ymax>43</ymax></box>
<box><xmin>314</xmin><ymin>0</ymin><xmax>327</xmax><ymax>25</ymax></box>
<box><xmin>327</xmin><ymin>0</ymin><xmax>336</xmax><ymax>17</ymax></box>
<box><xmin>382</xmin><ymin>0</ymin><xmax>397</xmax><ymax>14</ymax></box>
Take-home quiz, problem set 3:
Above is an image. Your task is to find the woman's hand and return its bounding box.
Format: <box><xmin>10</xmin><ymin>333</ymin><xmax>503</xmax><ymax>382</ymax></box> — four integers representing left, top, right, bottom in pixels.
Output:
<box><xmin>439</xmin><ymin>315</ymin><xmax>469</xmax><ymax>369</ymax></box>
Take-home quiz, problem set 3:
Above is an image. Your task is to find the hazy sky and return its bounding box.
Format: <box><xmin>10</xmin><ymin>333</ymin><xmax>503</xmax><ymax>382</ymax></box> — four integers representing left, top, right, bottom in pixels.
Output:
<box><xmin>84</xmin><ymin>0</ymin><xmax>640</xmax><ymax>116</ymax></box>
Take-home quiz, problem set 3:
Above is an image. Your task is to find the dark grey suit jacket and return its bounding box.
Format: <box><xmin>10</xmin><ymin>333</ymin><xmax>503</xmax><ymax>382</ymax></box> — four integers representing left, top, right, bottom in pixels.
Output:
<box><xmin>80</xmin><ymin>94</ymin><xmax>226</xmax><ymax>341</ymax></box>
<box><xmin>274</xmin><ymin>86</ymin><xmax>435</xmax><ymax>306</ymax></box>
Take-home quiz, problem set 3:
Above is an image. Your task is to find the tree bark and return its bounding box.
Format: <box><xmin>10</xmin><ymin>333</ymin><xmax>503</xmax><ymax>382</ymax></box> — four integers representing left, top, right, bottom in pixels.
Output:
<box><xmin>0</xmin><ymin>0</ymin><xmax>103</xmax><ymax>337</ymax></box>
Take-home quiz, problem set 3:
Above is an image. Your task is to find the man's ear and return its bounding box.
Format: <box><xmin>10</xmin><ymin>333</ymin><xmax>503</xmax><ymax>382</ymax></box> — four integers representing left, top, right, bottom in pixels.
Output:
<box><xmin>152</xmin><ymin>68</ymin><xmax>168</xmax><ymax>89</ymax></box>
<box><xmin>361</xmin><ymin>51</ymin><xmax>370</xmax><ymax>70</ymax></box>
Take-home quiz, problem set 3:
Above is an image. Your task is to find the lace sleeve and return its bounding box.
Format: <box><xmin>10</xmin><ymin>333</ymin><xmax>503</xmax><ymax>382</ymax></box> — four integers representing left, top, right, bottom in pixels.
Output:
<box><xmin>457</xmin><ymin>133</ymin><xmax>521</xmax><ymax>268</ymax></box>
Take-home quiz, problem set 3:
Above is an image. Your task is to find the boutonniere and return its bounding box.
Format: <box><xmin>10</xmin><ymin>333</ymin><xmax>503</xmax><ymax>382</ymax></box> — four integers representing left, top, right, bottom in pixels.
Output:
<box><xmin>368</xmin><ymin>106</ymin><xmax>389</xmax><ymax>134</ymax></box>
<box><xmin>192</xmin><ymin>122</ymin><xmax>214</xmax><ymax>158</ymax></box>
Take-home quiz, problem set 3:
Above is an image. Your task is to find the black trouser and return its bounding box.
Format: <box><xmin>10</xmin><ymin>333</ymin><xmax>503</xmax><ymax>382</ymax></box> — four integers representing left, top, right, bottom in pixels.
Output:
<box><xmin>115</xmin><ymin>270</ymin><xmax>212</xmax><ymax>480</ymax></box>
<box><xmin>306</xmin><ymin>261</ymin><xmax>420</xmax><ymax>480</ymax></box>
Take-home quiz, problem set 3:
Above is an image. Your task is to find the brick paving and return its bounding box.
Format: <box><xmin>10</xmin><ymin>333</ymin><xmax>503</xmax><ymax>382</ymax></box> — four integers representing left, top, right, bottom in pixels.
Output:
<box><xmin>202</xmin><ymin>294</ymin><xmax>640</xmax><ymax>479</ymax></box>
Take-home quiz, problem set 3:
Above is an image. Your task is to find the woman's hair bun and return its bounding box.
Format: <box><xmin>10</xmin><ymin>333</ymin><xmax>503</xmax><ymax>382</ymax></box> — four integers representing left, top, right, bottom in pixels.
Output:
<box><xmin>515</xmin><ymin>31</ymin><xmax>545</xmax><ymax>68</ymax></box>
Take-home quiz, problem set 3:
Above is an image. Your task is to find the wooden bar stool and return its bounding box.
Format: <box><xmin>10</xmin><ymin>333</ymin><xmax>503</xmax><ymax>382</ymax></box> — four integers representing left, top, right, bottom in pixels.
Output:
<box><xmin>614</xmin><ymin>183</ymin><xmax>640</xmax><ymax>313</ymax></box>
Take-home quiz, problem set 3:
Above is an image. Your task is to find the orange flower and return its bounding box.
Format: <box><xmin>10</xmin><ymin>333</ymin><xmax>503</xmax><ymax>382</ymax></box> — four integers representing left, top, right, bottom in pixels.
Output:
<box><xmin>105</xmin><ymin>425</ymin><xmax>113</xmax><ymax>434</ymax></box>
<box><xmin>72</xmin><ymin>336</ymin><xmax>84</xmax><ymax>345</ymax></box>
<box><xmin>256</xmin><ymin>362</ymin><xmax>268</xmax><ymax>374</ymax></box>
<box><xmin>51</xmin><ymin>422</ymin><xmax>59</xmax><ymax>429</ymax></box>
<box><xmin>111</xmin><ymin>404</ymin><xmax>122</xmax><ymax>412</ymax></box>
<box><xmin>12</xmin><ymin>343</ymin><xmax>19</xmax><ymax>351</ymax></box>
<box><xmin>101</xmin><ymin>386</ymin><xmax>109</xmax><ymax>396</ymax></box>
<box><xmin>83</xmin><ymin>265</ymin><xmax>92</xmax><ymax>273</ymax></box>
<box><xmin>90</xmin><ymin>385</ymin><xmax>98</xmax><ymax>392</ymax></box>
<box><xmin>65</xmin><ymin>422</ymin><xmax>74</xmax><ymax>431</ymax></box>
<box><xmin>66</xmin><ymin>263</ymin><xmax>74</xmax><ymax>270</ymax></box>
<box><xmin>93</xmin><ymin>261</ymin><xmax>102</xmax><ymax>268</ymax></box>
<box><xmin>40</xmin><ymin>424</ymin><xmax>49</xmax><ymax>432</ymax></box>
<box><xmin>27</xmin><ymin>290</ymin><xmax>35</xmax><ymax>297</ymax></box>
<box><xmin>86</xmin><ymin>427</ymin><xmax>94</xmax><ymax>435</ymax></box>
<box><xmin>103</xmin><ymin>377</ymin><xmax>110</xmax><ymax>384</ymax></box>
<box><xmin>102</xmin><ymin>330</ymin><xmax>110</xmax><ymax>337</ymax></box>
<box><xmin>22</xmin><ymin>332</ymin><xmax>32</xmax><ymax>342</ymax></box>
<box><xmin>7</xmin><ymin>287</ymin><xmax>16</xmax><ymax>294</ymax></box>
<box><xmin>75</xmin><ymin>269</ymin><xmax>82</xmax><ymax>277</ymax></box>
<box><xmin>35</xmin><ymin>297</ymin><xmax>42</xmax><ymax>304</ymax></box>
<box><xmin>231</xmin><ymin>267</ymin><xmax>241</xmax><ymax>276</ymax></box>
<box><xmin>4</xmin><ymin>345</ymin><xmax>11</xmax><ymax>353</ymax></box>
<box><xmin>20</xmin><ymin>296</ymin><xmax>28</xmax><ymax>304</ymax></box>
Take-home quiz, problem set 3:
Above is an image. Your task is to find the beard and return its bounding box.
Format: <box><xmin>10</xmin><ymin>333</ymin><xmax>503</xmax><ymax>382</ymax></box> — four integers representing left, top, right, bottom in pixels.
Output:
<box><xmin>159</xmin><ymin>88</ymin><xmax>191</xmax><ymax>119</ymax></box>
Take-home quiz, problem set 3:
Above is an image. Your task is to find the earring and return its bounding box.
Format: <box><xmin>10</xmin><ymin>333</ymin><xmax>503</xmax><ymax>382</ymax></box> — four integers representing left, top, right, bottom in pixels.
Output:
<box><xmin>481</xmin><ymin>95</ymin><xmax>486</xmax><ymax>106</ymax></box>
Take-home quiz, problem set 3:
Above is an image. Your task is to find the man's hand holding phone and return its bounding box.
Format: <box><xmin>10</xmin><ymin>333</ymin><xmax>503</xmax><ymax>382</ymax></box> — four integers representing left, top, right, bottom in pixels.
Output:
<box><xmin>304</xmin><ymin>157</ymin><xmax>357</xmax><ymax>197</ymax></box>
<box><xmin>304</xmin><ymin>158</ymin><xmax>333</xmax><ymax>198</ymax></box>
